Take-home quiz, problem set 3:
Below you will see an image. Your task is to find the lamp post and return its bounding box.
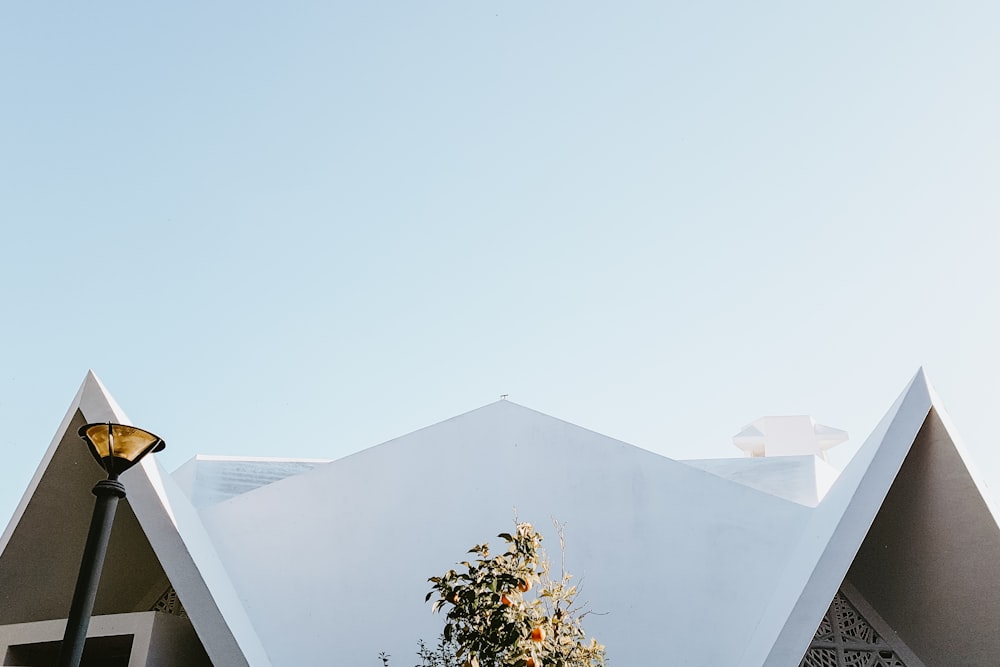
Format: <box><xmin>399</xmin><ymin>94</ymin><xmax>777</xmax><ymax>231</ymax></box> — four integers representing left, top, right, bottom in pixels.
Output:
<box><xmin>58</xmin><ymin>422</ymin><xmax>165</xmax><ymax>667</ymax></box>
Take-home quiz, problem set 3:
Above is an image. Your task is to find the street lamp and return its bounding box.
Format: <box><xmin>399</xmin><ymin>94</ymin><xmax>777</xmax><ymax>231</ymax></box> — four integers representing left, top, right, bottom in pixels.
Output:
<box><xmin>58</xmin><ymin>422</ymin><xmax>165</xmax><ymax>667</ymax></box>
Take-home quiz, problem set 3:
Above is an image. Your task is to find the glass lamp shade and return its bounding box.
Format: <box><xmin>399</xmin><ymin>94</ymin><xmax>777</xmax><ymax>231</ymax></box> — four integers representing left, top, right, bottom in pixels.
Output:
<box><xmin>78</xmin><ymin>422</ymin><xmax>166</xmax><ymax>477</ymax></box>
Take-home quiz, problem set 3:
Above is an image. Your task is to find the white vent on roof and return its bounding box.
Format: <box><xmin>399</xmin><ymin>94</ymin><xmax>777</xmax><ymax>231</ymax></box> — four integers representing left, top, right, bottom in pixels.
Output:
<box><xmin>733</xmin><ymin>416</ymin><xmax>847</xmax><ymax>461</ymax></box>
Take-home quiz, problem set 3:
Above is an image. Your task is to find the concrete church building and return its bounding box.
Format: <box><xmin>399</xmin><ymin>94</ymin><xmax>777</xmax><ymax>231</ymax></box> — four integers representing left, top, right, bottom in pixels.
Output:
<box><xmin>1</xmin><ymin>370</ymin><xmax>999</xmax><ymax>666</ymax></box>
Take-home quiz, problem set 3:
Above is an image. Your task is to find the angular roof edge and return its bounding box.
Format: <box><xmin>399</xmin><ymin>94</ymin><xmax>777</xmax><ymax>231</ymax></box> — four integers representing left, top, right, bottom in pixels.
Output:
<box><xmin>0</xmin><ymin>372</ymin><xmax>272</xmax><ymax>667</ymax></box>
<box><xmin>746</xmin><ymin>369</ymin><xmax>935</xmax><ymax>666</ymax></box>
<box><xmin>0</xmin><ymin>370</ymin><xmax>127</xmax><ymax>552</ymax></box>
<box><xmin>337</xmin><ymin>398</ymin><xmax>679</xmax><ymax>465</ymax></box>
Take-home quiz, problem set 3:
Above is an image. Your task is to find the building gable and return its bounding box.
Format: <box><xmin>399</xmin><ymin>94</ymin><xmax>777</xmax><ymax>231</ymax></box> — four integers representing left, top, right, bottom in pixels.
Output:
<box><xmin>761</xmin><ymin>371</ymin><xmax>1000</xmax><ymax>666</ymax></box>
<box><xmin>0</xmin><ymin>372</ymin><xmax>271</xmax><ymax>666</ymax></box>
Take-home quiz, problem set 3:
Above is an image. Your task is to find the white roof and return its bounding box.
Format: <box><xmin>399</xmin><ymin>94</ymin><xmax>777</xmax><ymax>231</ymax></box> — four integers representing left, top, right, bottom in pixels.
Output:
<box><xmin>2</xmin><ymin>369</ymin><xmax>999</xmax><ymax>665</ymax></box>
<box><xmin>733</xmin><ymin>416</ymin><xmax>849</xmax><ymax>458</ymax></box>
<box><xmin>0</xmin><ymin>371</ymin><xmax>270</xmax><ymax>666</ymax></box>
<box><xmin>682</xmin><ymin>454</ymin><xmax>840</xmax><ymax>506</ymax></box>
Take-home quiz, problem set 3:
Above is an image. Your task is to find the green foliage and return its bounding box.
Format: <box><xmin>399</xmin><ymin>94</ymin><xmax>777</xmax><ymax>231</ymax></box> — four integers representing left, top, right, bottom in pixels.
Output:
<box><xmin>415</xmin><ymin>637</ymin><xmax>464</xmax><ymax>667</ymax></box>
<box><xmin>380</xmin><ymin>637</ymin><xmax>466</xmax><ymax>667</ymax></box>
<box><xmin>422</xmin><ymin>521</ymin><xmax>606</xmax><ymax>667</ymax></box>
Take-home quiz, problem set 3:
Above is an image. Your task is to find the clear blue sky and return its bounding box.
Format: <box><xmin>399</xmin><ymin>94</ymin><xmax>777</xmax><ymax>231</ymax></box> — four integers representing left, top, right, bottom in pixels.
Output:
<box><xmin>1</xmin><ymin>2</ymin><xmax>999</xmax><ymax>524</ymax></box>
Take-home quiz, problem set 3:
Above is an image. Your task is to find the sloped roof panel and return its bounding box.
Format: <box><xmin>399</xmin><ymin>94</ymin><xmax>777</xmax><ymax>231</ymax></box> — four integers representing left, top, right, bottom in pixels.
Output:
<box><xmin>0</xmin><ymin>372</ymin><xmax>271</xmax><ymax>667</ymax></box>
<box><xmin>200</xmin><ymin>400</ymin><xmax>813</xmax><ymax>666</ymax></box>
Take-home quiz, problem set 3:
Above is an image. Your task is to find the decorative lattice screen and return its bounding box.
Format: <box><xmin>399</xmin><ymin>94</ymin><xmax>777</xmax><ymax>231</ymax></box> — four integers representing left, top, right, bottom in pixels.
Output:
<box><xmin>152</xmin><ymin>586</ymin><xmax>188</xmax><ymax>618</ymax></box>
<box><xmin>799</xmin><ymin>590</ymin><xmax>907</xmax><ymax>667</ymax></box>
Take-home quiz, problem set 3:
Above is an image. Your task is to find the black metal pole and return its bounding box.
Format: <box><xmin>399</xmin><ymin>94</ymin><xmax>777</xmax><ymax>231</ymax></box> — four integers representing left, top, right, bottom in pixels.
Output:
<box><xmin>58</xmin><ymin>477</ymin><xmax>126</xmax><ymax>667</ymax></box>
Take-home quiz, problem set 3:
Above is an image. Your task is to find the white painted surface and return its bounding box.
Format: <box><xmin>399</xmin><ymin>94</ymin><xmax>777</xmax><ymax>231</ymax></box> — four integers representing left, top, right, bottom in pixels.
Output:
<box><xmin>0</xmin><ymin>612</ymin><xmax>153</xmax><ymax>667</ymax></box>
<box><xmin>131</xmin><ymin>457</ymin><xmax>272</xmax><ymax>666</ymax></box>
<box><xmin>5</xmin><ymin>371</ymin><xmax>1000</xmax><ymax>666</ymax></box>
<box><xmin>0</xmin><ymin>612</ymin><xmax>209</xmax><ymax>667</ymax></box>
<box><xmin>172</xmin><ymin>456</ymin><xmax>331</xmax><ymax>509</ymax></box>
<box><xmin>683</xmin><ymin>454</ymin><xmax>840</xmax><ymax>506</ymax></box>
<box><xmin>201</xmin><ymin>401</ymin><xmax>812</xmax><ymax>666</ymax></box>
<box><xmin>733</xmin><ymin>416</ymin><xmax>848</xmax><ymax>459</ymax></box>
<box><xmin>0</xmin><ymin>373</ymin><xmax>271</xmax><ymax>667</ymax></box>
<box><xmin>754</xmin><ymin>372</ymin><xmax>932</xmax><ymax>666</ymax></box>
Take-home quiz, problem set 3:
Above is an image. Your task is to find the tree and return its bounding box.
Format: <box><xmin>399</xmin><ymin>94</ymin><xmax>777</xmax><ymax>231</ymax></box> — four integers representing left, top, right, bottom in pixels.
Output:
<box><xmin>422</xmin><ymin>521</ymin><xmax>606</xmax><ymax>667</ymax></box>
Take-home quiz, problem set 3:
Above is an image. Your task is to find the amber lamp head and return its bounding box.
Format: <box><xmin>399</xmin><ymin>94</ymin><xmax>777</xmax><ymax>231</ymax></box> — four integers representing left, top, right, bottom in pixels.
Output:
<box><xmin>78</xmin><ymin>422</ymin><xmax>165</xmax><ymax>477</ymax></box>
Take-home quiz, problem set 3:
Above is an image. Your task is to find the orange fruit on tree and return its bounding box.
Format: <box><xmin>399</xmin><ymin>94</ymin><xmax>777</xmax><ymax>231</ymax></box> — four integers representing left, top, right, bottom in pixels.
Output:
<box><xmin>518</xmin><ymin>579</ymin><xmax>532</xmax><ymax>593</ymax></box>
<box><xmin>501</xmin><ymin>594</ymin><xmax>512</xmax><ymax>607</ymax></box>
<box><xmin>531</xmin><ymin>627</ymin><xmax>545</xmax><ymax>642</ymax></box>
<box><xmin>526</xmin><ymin>658</ymin><xmax>536</xmax><ymax>667</ymax></box>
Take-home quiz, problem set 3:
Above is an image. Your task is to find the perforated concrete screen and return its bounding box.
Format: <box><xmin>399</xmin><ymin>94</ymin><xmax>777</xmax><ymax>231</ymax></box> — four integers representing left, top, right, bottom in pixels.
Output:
<box><xmin>800</xmin><ymin>587</ymin><xmax>924</xmax><ymax>667</ymax></box>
